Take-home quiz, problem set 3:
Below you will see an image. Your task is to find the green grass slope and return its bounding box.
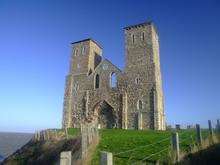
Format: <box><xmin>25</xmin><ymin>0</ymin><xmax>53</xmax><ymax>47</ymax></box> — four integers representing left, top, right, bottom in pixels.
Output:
<box><xmin>2</xmin><ymin>128</ymin><xmax>210</xmax><ymax>165</ymax></box>
<box><xmin>91</xmin><ymin>129</ymin><xmax>209</xmax><ymax>164</ymax></box>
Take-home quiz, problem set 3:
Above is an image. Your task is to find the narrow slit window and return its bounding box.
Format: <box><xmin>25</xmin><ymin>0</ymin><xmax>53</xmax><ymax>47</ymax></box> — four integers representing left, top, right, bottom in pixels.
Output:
<box><xmin>82</xmin><ymin>47</ymin><xmax>85</xmax><ymax>55</ymax></box>
<box><xmin>95</xmin><ymin>74</ymin><xmax>100</xmax><ymax>89</ymax></box>
<box><xmin>142</xmin><ymin>32</ymin><xmax>145</xmax><ymax>41</ymax></box>
<box><xmin>75</xmin><ymin>49</ymin><xmax>78</xmax><ymax>56</ymax></box>
<box><xmin>135</xmin><ymin>77</ymin><xmax>140</xmax><ymax>84</ymax></box>
<box><xmin>73</xmin><ymin>83</ymin><xmax>79</xmax><ymax>95</ymax></box>
<box><xmin>137</xmin><ymin>100</ymin><xmax>143</xmax><ymax>110</ymax></box>
<box><xmin>77</xmin><ymin>64</ymin><xmax>80</xmax><ymax>69</ymax></box>
<box><xmin>132</xmin><ymin>34</ymin><xmax>135</xmax><ymax>44</ymax></box>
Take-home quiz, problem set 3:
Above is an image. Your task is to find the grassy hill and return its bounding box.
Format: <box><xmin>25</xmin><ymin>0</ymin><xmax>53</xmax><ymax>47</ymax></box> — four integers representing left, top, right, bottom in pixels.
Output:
<box><xmin>3</xmin><ymin>128</ymin><xmax>210</xmax><ymax>164</ymax></box>
<box><xmin>87</xmin><ymin>129</ymin><xmax>209</xmax><ymax>164</ymax></box>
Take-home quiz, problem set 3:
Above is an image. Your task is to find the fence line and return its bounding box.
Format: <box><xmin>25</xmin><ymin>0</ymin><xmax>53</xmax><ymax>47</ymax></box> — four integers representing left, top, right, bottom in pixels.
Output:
<box><xmin>141</xmin><ymin>146</ymin><xmax>170</xmax><ymax>161</ymax></box>
<box><xmin>114</xmin><ymin>136</ymin><xmax>171</xmax><ymax>156</ymax></box>
<box><xmin>178</xmin><ymin>130</ymin><xmax>195</xmax><ymax>137</ymax></box>
<box><xmin>100</xmin><ymin>119</ymin><xmax>220</xmax><ymax>165</ymax></box>
<box><xmin>114</xmin><ymin>130</ymin><xmax>193</xmax><ymax>157</ymax></box>
<box><xmin>179</xmin><ymin>136</ymin><xmax>193</xmax><ymax>144</ymax></box>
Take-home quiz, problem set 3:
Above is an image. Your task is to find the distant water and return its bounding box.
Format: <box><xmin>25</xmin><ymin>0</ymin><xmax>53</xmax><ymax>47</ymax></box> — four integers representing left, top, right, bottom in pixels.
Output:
<box><xmin>0</xmin><ymin>132</ymin><xmax>33</xmax><ymax>159</ymax></box>
<box><xmin>0</xmin><ymin>154</ymin><xmax>4</xmax><ymax>162</ymax></box>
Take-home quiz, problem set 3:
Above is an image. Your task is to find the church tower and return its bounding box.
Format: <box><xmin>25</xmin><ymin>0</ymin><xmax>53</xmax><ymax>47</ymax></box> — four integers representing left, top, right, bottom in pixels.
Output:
<box><xmin>62</xmin><ymin>22</ymin><xmax>166</xmax><ymax>130</ymax></box>
<box><xmin>62</xmin><ymin>39</ymin><xmax>102</xmax><ymax>128</ymax></box>
<box><xmin>124</xmin><ymin>22</ymin><xmax>165</xmax><ymax>130</ymax></box>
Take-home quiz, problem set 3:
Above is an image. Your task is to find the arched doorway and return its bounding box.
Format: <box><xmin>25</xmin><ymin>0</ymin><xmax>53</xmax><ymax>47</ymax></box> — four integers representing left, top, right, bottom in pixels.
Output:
<box><xmin>93</xmin><ymin>101</ymin><xmax>116</xmax><ymax>129</ymax></box>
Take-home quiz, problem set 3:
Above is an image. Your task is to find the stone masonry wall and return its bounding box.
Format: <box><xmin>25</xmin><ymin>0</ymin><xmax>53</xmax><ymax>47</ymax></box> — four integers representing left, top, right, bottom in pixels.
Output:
<box><xmin>62</xmin><ymin>22</ymin><xmax>166</xmax><ymax>130</ymax></box>
<box><xmin>123</xmin><ymin>22</ymin><xmax>165</xmax><ymax>130</ymax></box>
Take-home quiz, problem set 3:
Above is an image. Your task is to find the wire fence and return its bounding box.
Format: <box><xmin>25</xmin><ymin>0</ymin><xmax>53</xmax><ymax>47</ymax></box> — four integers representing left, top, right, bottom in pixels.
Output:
<box><xmin>113</xmin><ymin>135</ymin><xmax>171</xmax><ymax>164</ymax></box>
<box><xmin>113</xmin><ymin>136</ymin><xmax>171</xmax><ymax>156</ymax></box>
<box><xmin>99</xmin><ymin>119</ymin><xmax>220</xmax><ymax>164</ymax></box>
<box><xmin>111</xmin><ymin>136</ymin><xmax>171</xmax><ymax>164</ymax></box>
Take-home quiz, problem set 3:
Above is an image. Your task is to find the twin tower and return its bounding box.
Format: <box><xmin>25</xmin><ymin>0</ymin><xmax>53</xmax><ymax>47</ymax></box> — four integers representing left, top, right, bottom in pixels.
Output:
<box><xmin>62</xmin><ymin>21</ymin><xmax>166</xmax><ymax>130</ymax></box>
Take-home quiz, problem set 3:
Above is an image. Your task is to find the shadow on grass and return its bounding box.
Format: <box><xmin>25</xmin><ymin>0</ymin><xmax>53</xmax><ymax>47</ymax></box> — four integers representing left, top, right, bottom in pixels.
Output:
<box><xmin>179</xmin><ymin>143</ymin><xmax>220</xmax><ymax>165</ymax></box>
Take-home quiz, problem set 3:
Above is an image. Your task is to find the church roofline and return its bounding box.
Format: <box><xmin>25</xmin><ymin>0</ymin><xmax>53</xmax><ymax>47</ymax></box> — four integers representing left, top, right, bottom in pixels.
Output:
<box><xmin>124</xmin><ymin>21</ymin><xmax>158</xmax><ymax>34</ymax></box>
<box><xmin>103</xmin><ymin>58</ymin><xmax>122</xmax><ymax>72</ymax></box>
<box><xmin>124</xmin><ymin>21</ymin><xmax>153</xmax><ymax>30</ymax></box>
<box><xmin>93</xmin><ymin>58</ymin><xmax>122</xmax><ymax>73</ymax></box>
<box><xmin>71</xmin><ymin>38</ymin><xmax>102</xmax><ymax>49</ymax></box>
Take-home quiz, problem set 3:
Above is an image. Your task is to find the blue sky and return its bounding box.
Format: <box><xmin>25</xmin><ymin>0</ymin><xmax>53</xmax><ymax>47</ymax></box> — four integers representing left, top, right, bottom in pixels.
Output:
<box><xmin>0</xmin><ymin>0</ymin><xmax>219</xmax><ymax>133</ymax></box>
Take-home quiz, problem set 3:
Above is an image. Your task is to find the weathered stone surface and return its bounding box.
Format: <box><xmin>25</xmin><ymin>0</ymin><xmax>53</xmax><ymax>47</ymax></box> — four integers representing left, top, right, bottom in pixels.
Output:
<box><xmin>62</xmin><ymin>22</ymin><xmax>166</xmax><ymax>130</ymax></box>
<box><xmin>60</xmin><ymin>151</ymin><xmax>71</xmax><ymax>165</ymax></box>
<box><xmin>81</xmin><ymin>118</ymin><xmax>99</xmax><ymax>162</ymax></box>
<box><xmin>100</xmin><ymin>151</ymin><xmax>113</xmax><ymax>165</ymax></box>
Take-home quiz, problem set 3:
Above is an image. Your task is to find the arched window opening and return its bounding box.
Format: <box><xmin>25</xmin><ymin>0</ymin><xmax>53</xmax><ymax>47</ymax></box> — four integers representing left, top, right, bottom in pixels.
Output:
<box><xmin>75</xmin><ymin>49</ymin><xmax>78</xmax><ymax>56</ymax></box>
<box><xmin>135</xmin><ymin>76</ymin><xmax>140</xmax><ymax>84</ymax></box>
<box><xmin>77</xmin><ymin>63</ymin><xmax>80</xmax><ymax>69</ymax></box>
<box><xmin>110</xmin><ymin>72</ymin><xmax>117</xmax><ymax>88</ymax></box>
<box><xmin>95</xmin><ymin>74</ymin><xmax>100</xmax><ymax>89</ymax></box>
<box><xmin>137</xmin><ymin>100</ymin><xmax>143</xmax><ymax>110</ymax></box>
<box><xmin>73</xmin><ymin>83</ymin><xmax>79</xmax><ymax>95</ymax></box>
<box><xmin>82</xmin><ymin>47</ymin><xmax>85</xmax><ymax>55</ymax></box>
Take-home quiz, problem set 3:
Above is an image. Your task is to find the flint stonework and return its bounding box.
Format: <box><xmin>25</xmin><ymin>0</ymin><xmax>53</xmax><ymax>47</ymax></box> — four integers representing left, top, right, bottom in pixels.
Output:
<box><xmin>62</xmin><ymin>22</ymin><xmax>166</xmax><ymax>130</ymax></box>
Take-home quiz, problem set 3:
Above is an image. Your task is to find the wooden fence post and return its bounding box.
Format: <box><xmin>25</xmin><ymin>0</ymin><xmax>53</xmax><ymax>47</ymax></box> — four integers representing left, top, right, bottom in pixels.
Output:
<box><xmin>217</xmin><ymin>119</ymin><xmax>220</xmax><ymax>133</ymax></box>
<box><xmin>43</xmin><ymin>131</ymin><xmax>47</xmax><ymax>141</ymax></box>
<box><xmin>138</xmin><ymin>112</ymin><xmax>143</xmax><ymax>130</ymax></box>
<box><xmin>171</xmin><ymin>132</ymin><xmax>180</xmax><ymax>162</ymax></box>
<box><xmin>55</xmin><ymin>129</ymin><xmax>58</xmax><ymax>139</ymax></box>
<box><xmin>208</xmin><ymin>120</ymin><xmax>213</xmax><ymax>135</ymax></box>
<box><xmin>155</xmin><ymin>160</ymin><xmax>160</xmax><ymax>165</ymax></box>
<box><xmin>34</xmin><ymin>131</ymin><xmax>38</xmax><ymax>141</ymax></box>
<box><xmin>40</xmin><ymin>131</ymin><xmax>42</xmax><ymax>141</ymax></box>
<box><xmin>208</xmin><ymin>120</ymin><xmax>214</xmax><ymax>143</ymax></box>
<box><xmin>46</xmin><ymin>130</ymin><xmax>50</xmax><ymax>140</ymax></box>
<box><xmin>65</xmin><ymin>127</ymin><xmax>68</xmax><ymax>139</ymax></box>
<box><xmin>37</xmin><ymin>131</ymin><xmax>40</xmax><ymax>141</ymax></box>
<box><xmin>196</xmin><ymin>124</ymin><xmax>202</xmax><ymax>145</ymax></box>
<box><xmin>100</xmin><ymin>151</ymin><xmax>113</xmax><ymax>165</ymax></box>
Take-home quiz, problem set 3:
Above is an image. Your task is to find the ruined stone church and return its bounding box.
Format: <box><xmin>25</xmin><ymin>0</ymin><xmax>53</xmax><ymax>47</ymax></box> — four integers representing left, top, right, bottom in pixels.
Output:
<box><xmin>62</xmin><ymin>21</ymin><xmax>166</xmax><ymax>130</ymax></box>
